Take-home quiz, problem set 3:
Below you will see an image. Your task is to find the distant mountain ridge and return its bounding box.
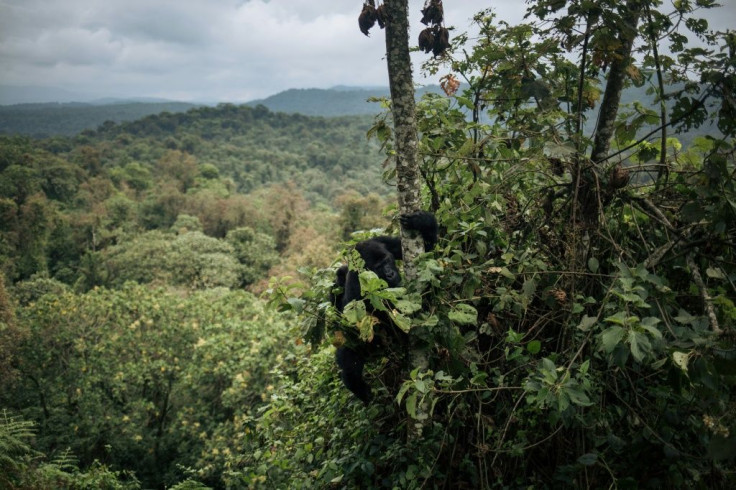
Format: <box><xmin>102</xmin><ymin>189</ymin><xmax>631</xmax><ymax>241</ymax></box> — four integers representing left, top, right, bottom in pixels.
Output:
<box><xmin>0</xmin><ymin>84</ymin><xmax>180</xmax><ymax>105</ymax></box>
<box><xmin>0</xmin><ymin>86</ymin><xmax>446</xmax><ymax>136</ymax></box>
<box><xmin>246</xmin><ymin>86</ymin><xmax>444</xmax><ymax>117</ymax></box>
<box><xmin>246</xmin><ymin>87</ymin><xmax>390</xmax><ymax>117</ymax></box>
<box><xmin>0</xmin><ymin>85</ymin><xmax>90</xmax><ymax>105</ymax></box>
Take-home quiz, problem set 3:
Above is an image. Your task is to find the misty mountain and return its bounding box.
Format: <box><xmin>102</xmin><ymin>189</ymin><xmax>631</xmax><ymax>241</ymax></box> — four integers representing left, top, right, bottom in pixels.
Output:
<box><xmin>0</xmin><ymin>84</ymin><xmax>185</xmax><ymax>105</ymax></box>
<box><xmin>0</xmin><ymin>85</ymin><xmax>91</xmax><ymax>105</ymax></box>
<box><xmin>246</xmin><ymin>86</ymin><xmax>445</xmax><ymax>117</ymax></box>
<box><xmin>0</xmin><ymin>83</ymin><xmax>718</xmax><ymax>140</ymax></box>
<box><xmin>0</xmin><ymin>101</ymin><xmax>202</xmax><ymax>137</ymax></box>
<box><xmin>0</xmin><ymin>86</ymin><xmax>443</xmax><ymax>136</ymax></box>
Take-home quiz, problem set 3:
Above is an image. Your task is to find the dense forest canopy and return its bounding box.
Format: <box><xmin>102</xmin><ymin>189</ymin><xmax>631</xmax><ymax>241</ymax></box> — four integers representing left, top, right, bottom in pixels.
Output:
<box><xmin>0</xmin><ymin>101</ymin><xmax>392</xmax><ymax>487</ymax></box>
<box><xmin>0</xmin><ymin>101</ymin><xmax>201</xmax><ymax>138</ymax></box>
<box><xmin>2</xmin><ymin>0</ymin><xmax>736</xmax><ymax>488</ymax></box>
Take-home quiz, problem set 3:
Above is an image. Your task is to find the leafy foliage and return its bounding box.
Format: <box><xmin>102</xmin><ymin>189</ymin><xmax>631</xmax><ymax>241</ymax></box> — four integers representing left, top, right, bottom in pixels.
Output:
<box><xmin>3</xmin><ymin>2</ymin><xmax>736</xmax><ymax>488</ymax></box>
<box><xmin>0</xmin><ymin>102</ymin><xmax>392</xmax><ymax>287</ymax></box>
<box><xmin>1</xmin><ymin>283</ymin><xmax>296</xmax><ymax>488</ymax></box>
<box><xmin>266</xmin><ymin>1</ymin><xmax>736</xmax><ymax>487</ymax></box>
<box><xmin>0</xmin><ymin>410</ymin><xmax>139</xmax><ymax>489</ymax></box>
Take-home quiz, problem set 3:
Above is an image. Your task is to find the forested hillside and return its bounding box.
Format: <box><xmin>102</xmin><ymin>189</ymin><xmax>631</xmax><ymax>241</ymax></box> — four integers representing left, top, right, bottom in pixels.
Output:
<box><xmin>2</xmin><ymin>1</ymin><xmax>736</xmax><ymax>489</ymax></box>
<box><xmin>0</xmin><ymin>101</ymin><xmax>392</xmax><ymax>487</ymax></box>
<box><xmin>0</xmin><ymin>101</ymin><xmax>200</xmax><ymax>137</ymax></box>
<box><xmin>0</xmin><ymin>103</ymin><xmax>394</xmax><ymax>289</ymax></box>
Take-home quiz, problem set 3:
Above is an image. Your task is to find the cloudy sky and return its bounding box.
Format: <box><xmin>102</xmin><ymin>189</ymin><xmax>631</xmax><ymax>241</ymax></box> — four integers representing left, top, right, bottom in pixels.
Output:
<box><xmin>0</xmin><ymin>1</ymin><xmax>734</xmax><ymax>104</ymax></box>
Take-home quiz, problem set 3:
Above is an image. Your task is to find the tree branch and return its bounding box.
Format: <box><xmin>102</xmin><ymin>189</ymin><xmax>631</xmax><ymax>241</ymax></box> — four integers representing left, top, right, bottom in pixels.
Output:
<box><xmin>686</xmin><ymin>254</ymin><xmax>722</xmax><ymax>335</ymax></box>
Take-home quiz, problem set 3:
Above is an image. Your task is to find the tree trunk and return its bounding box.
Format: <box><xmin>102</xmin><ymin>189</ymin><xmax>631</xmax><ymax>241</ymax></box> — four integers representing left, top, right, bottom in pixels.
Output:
<box><xmin>384</xmin><ymin>0</ymin><xmax>425</xmax><ymax>280</ymax></box>
<box><xmin>590</xmin><ymin>0</ymin><xmax>643</xmax><ymax>164</ymax></box>
<box><xmin>383</xmin><ymin>0</ymin><xmax>429</xmax><ymax>436</ymax></box>
<box><xmin>578</xmin><ymin>0</ymin><xmax>642</xmax><ymax>226</ymax></box>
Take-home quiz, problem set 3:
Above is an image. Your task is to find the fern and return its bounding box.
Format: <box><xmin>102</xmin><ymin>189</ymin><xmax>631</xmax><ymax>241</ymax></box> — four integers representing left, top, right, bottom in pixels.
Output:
<box><xmin>0</xmin><ymin>409</ymin><xmax>40</xmax><ymax>487</ymax></box>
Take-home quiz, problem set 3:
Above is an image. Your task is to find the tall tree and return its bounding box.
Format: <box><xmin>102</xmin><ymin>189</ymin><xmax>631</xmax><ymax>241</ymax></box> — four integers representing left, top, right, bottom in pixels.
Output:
<box><xmin>361</xmin><ymin>0</ymin><xmax>448</xmax><ymax>270</ymax></box>
<box><xmin>360</xmin><ymin>0</ymin><xmax>449</xmax><ymax>434</ymax></box>
<box><xmin>382</xmin><ymin>0</ymin><xmax>425</xmax><ymax>277</ymax></box>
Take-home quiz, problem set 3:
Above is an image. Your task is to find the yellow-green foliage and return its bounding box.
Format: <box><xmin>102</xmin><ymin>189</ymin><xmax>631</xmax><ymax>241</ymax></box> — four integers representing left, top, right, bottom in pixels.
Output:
<box><xmin>2</xmin><ymin>283</ymin><xmax>297</xmax><ymax>488</ymax></box>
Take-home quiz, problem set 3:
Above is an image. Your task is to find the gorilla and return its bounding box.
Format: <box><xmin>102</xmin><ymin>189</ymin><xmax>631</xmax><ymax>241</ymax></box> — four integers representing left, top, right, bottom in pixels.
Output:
<box><xmin>332</xmin><ymin>211</ymin><xmax>438</xmax><ymax>403</ymax></box>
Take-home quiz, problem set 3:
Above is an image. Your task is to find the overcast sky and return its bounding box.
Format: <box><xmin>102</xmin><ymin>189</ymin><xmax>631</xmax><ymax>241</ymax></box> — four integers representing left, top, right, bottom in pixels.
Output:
<box><xmin>0</xmin><ymin>1</ymin><xmax>734</xmax><ymax>104</ymax></box>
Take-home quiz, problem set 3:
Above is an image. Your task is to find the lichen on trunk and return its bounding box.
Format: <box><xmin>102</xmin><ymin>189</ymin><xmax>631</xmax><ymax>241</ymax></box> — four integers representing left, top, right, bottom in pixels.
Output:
<box><xmin>383</xmin><ymin>0</ymin><xmax>425</xmax><ymax>280</ymax></box>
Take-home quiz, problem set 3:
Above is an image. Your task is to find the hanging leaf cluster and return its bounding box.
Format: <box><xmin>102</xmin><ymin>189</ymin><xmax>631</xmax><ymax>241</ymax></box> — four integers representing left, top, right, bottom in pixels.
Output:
<box><xmin>420</xmin><ymin>0</ymin><xmax>443</xmax><ymax>25</ymax></box>
<box><xmin>358</xmin><ymin>0</ymin><xmax>450</xmax><ymax>57</ymax></box>
<box><xmin>418</xmin><ymin>0</ymin><xmax>449</xmax><ymax>57</ymax></box>
<box><xmin>359</xmin><ymin>0</ymin><xmax>388</xmax><ymax>36</ymax></box>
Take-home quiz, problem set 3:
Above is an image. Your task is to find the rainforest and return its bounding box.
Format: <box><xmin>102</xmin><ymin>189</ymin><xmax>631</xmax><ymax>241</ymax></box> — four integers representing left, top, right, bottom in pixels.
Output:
<box><xmin>1</xmin><ymin>1</ymin><xmax>735</xmax><ymax>488</ymax></box>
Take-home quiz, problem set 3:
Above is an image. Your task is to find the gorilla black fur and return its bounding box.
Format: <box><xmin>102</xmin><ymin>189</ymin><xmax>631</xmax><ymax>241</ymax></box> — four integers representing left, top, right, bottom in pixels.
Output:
<box><xmin>333</xmin><ymin>211</ymin><xmax>438</xmax><ymax>403</ymax></box>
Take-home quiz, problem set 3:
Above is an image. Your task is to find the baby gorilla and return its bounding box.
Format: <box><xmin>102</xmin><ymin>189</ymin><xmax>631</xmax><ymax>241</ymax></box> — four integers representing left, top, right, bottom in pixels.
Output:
<box><xmin>332</xmin><ymin>211</ymin><xmax>438</xmax><ymax>403</ymax></box>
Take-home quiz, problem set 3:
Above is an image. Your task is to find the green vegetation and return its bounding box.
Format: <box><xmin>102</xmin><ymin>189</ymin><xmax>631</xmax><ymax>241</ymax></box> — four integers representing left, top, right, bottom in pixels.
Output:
<box><xmin>2</xmin><ymin>282</ymin><xmax>297</xmax><ymax>488</ymax></box>
<box><xmin>0</xmin><ymin>103</ymin><xmax>391</xmax><ymax>285</ymax></box>
<box><xmin>0</xmin><ymin>102</ymin><xmax>200</xmax><ymax>138</ymax></box>
<box><xmin>2</xmin><ymin>1</ymin><xmax>736</xmax><ymax>488</ymax></box>
<box><xmin>0</xmin><ymin>101</ymin><xmax>391</xmax><ymax>487</ymax></box>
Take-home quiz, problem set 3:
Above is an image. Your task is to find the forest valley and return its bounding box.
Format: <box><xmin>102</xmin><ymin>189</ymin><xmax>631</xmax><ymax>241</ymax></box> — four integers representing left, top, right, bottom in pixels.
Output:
<box><xmin>2</xmin><ymin>1</ymin><xmax>736</xmax><ymax>488</ymax></box>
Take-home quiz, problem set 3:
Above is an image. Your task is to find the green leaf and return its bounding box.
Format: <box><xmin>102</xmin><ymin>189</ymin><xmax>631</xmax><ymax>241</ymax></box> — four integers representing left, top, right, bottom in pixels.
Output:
<box><xmin>566</xmin><ymin>387</ymin><xmax>593</xmax><ymax>407</ymax></box>
<box><xmin>541</xmin><ymin>357</ymin><xmax>557</xmax><ymax>374</ymax></box>
<box><xmin>579</xmin><ymin>359</ymin><xmax>590</xmax><ymax>375</ymax></box>
<box><xmin>599</xmin><ymin>326</ymin><xmax>625</xmax><ymax>353</ymax></box>
<box><xmin>396</xmin><ymin>382</ymin><xmax>411</xmax><ymax>404</ymax></box>
<box><xmin>674</xmin><ymin>309</ymin><xmax>698</xmax><ymax>325</ymax></box>
<box><xmin>527</xmin><ymin>340</ymin><xmax>542</xmax><ymax>354</ymax></box>
<box><xmin>587</xmin><ymin>257</ymin><xmax>599</xmax><ymax>273</ymax></box>
<box><xmin>356</xmin><ymin>315</ymin><xmax>378</xmax><ymax>342</ymax></box>
<box><xmin>406</xmin><ymin>393</ymin><xmax>418</xmax><ymax>419</ymax></box>
<box><xmin>414</xmin><ymin>378</ymin><xmax>429</xmax><ymax>394</ymax></box>
<box><xmin>604</xmin><ymin>311</ymin><xmax>637</xmax><ymax>326</ymax></box>
<box><xmin>286</xmin><ymin>297</ymin><xmax>306</xmax><ymax>312</ymax></box>
<box><xmin>544</xmin><ymin>142</ymin><xmax>576</xmax><ymax>158</ymax></box>
<box><xmin>706</xmin><ymin>267</ymin><xmax>726</xmax><ymax>279</ymax></box>
<box><xmin>343</xmin><ymin>300</ymin><xmax>367</xmax><ymax>324</ymax></box>
<box><xmin>390</xmin><ymin>310</ymin><xmax>412</xmax><ymax>333</ymax></box>
<box><xmin>394</xmin><ymin>298</ymin><xmax>422</xmax><ymax>315</ymax></box>
<box><xmin>448</xmin><ymin>303</ymin><xmax>478</xmax><ymax>325</ymax></box>
<box><xmin>640</xmin><ymin>317</ymin><xmax>663</xmax><ymax>339</ymax></box>
<box><xmin>577</xmin><ymin>453</ymin><xmax>598</xmax><ymax>466</ymax></box>
<box><xmin>456</xmin><ymin>96</ymin><xmax>474</xmax><ymax>110</ymax></box>
<box><xmin>522</xmin><ymin>279</ymin><xmax>537</xmax><ymax>299</ymax></box>
<box><xmin>506</xmin><ymin>329</ymin><xmax>524</xmax><ymax>343</ymax></box>
<box><xmin>470</xmin><ymin>371</ymin><xmax>488</xmax><ymax>386</ymax></box>
<box><xmin>457</xmin><ymin>138</ymin><xmax>476</xmax><ymax>157</ymax></box>
<box><xmin>628</xmin><ymin>331</ymin><xmax>652</xmax><ymax>363</ymax></box>
<box><xmin>577</xmin><ymin>315</ymin><xmax>597</xmax><ymax>332</ymax></box>
<box><xmin>500</xmin><ymin>267</ymin><xmax>516</xmax><ymax>280</ymax></box>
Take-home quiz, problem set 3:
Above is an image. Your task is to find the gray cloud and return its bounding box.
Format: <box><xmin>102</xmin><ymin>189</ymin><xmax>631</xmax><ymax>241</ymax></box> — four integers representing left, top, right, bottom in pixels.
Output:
<box><xmin>0</xmin><ymin>1</ymin><xmax>731</xmax><ymax>104</ymax></box>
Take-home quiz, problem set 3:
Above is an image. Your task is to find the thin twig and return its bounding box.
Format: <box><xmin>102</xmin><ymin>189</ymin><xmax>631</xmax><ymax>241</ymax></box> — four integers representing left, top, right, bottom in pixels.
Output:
<box><xmin>686</xmin><ymin>253</ymin><xmax>722</xmax><ymax>335</ymax></box>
